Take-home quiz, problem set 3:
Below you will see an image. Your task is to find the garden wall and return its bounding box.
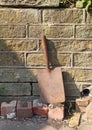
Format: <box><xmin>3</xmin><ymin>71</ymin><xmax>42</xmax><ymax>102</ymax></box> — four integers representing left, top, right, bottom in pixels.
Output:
<box><xmin>0</xmin><ymin>3</ymin><xmax>92</xmax><ymax>102</ymax></box>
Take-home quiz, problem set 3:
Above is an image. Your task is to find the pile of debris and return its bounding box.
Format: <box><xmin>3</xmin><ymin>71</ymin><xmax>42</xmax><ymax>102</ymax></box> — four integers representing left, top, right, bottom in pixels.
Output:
<box><xmin>1</xmin><ymin>99</ymin><xmax>64</xmax><ymax>120</ymax></box>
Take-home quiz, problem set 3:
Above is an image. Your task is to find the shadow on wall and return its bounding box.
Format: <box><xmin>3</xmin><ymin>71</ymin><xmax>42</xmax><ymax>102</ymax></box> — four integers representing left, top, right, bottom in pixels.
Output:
<box><xmin>0</xmin><ymin>39</ymin><xmax>38</xmax><ymax>102</ymax></box>
<box><xmin>46</xmin><ymin>39</ymin><xmax>80</xmax><ymax>99</ymax></box>
<box><xmin>0</xmin><ymin>38</ymin><xmax>81</xmax><ymax>98</ymax></box>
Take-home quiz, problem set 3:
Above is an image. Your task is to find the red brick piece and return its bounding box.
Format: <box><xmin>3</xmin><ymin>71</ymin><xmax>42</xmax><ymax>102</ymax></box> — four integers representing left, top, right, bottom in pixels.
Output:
<box><xmin>16</xmin><ymin>100</ymin><xmax>33</xmax><ymax>118</ymax></box>
<box><xmin>1</xmin><ymin>100</ymin><xmax>16</xmax><ymax>117</ymax></box>
<box><xmin>33</xmin><ymin>99</ymin><xmax>48</xmax><ymax>117</ymax></box>
<box><xmin>48</xmin><ymin>104</ymin><xmax>64</xmax><ymax>120</ymax></box>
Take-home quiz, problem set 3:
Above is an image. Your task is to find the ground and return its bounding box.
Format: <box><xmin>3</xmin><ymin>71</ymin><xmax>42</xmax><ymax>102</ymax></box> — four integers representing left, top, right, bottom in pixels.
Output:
<box><xmin>0</xmin><ymin>116</ymin><xmax>92</xmax><ymax>130</ymax></box>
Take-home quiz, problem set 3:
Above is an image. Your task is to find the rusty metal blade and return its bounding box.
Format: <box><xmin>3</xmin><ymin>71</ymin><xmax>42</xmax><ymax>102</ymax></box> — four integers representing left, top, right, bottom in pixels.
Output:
<box><xmin>37</xmin><ymin>67</ymin><xmax>65</xmax><ymax>104</ymax></box>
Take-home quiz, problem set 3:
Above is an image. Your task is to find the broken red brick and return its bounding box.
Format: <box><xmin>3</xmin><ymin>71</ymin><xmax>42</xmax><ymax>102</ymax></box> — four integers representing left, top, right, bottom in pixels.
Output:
<box><xmin>48</xmin><ymin>104</ymin><xmax>64</xmax><ymax>120</ymax></box>
<box><xmin>1</xmin><ymin>100</ymin><xmax>16</xmax><ymax>117</ymax></box>
<box><xmin>16</xmin><ymin>100</ymin><xmax>33</xmax><ymax>118</ymax></box>
<box><xmin>33</xmin><ymin>99</ymin><xmax>48</xmax><ymax>117</ymax></box>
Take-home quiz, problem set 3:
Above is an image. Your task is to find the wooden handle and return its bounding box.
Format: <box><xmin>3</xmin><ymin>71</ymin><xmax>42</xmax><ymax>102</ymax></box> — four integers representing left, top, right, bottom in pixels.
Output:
<box><xmin>41</xmin><ymin>35</ymin><xmax>50</xmax><ymax>71</ymax></box>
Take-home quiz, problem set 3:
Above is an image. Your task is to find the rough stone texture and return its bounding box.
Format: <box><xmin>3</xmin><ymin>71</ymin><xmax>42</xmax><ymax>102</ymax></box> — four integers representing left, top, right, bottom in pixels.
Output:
<box><xmin>68</xmin><ymin>112</ymin><xmax>81</xmax><ymax>127</ymax></box>
<box><xmin>43</xmin><ymin>26</ymin><xmax>73</xmax><ymax>38</ymax></box>
<box><xmin>0</xmin><ymin>8</ymin><xmax>41</xmax><ymax>24</ymax></box>
<box><xmin>76</xmin><ymin>106</ymin><xmax>86</xmax><ymax>113</ymax></box>
<box><xmin>76</xmin><ymin>26</ymin><xmax>92</xmax><ymax>38</ymax></box>
<box><xmin>45</xmin><ymin>40</ymin><xmax>92</xmax><ymax>52</ymax></box>
<box><xmin>29</xmin><ymin>26</ymin><xmax>43</xmax><ymax>38</ymax></box>
<box><xmin>0</xmin><ymin>83</ymin><xmax>31</xmax><ymax>95</ymax></box>
<box><xmin>76</xmin><ymin>97</ymin><xmax>91</xmax><ymax>107</ymax></box>
<box><xmin>26</xmin><ymin>53</ymin><xmax>71</xmax><ymax>67</ymax></box>
<box><xmin>0</xmin><ymin>69</ymin><xmax>37</xmax><ymax>82</ymax></box>
<box><xmin>74</xmin><ymin>53</ymin><xmax>92</xmax><ymax>67</ymax></box>
<box><xmin>0</xmin><ymin>25</ymin><xmax>26</xmax><ymax>38</ymax></box>
<box><xmin>0</xmin><ymin>0</ymin><xmax>59</xmax><ymax>7</ymax></box>
<box><xmin>32</xmin><ymin>83</ymin><xmax>39</xmax><ymax>96</ymax></box>
<box><xmin>63</xmin><ymin>69</ymin><xmax>92</xmax><ymax>82</ymax></box>
<box><xmin>43</xmin><ymin>9</ymin><xmax>83</xmax><ymax>24</ymax></box>
<box><xmin>0</xmin><ymin>39</ymin><xmax>38</xmax><ymax>51</ymax></box>
<box><xmin>0</xmin><ymin>52</ymin><xmax>24</xmax><ymax>66</ymax></box>
<box><xmin>87</xmin><ymin>11</ymin><xmax>92</xmax><ymax>23</ymax></box>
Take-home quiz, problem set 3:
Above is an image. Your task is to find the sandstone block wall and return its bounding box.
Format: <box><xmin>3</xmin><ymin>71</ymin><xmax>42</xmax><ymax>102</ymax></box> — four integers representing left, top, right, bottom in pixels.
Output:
<box><xmin>0</xmin><ymin>7</ymin><xmax>92</xmax><ymax>101</ymax></box>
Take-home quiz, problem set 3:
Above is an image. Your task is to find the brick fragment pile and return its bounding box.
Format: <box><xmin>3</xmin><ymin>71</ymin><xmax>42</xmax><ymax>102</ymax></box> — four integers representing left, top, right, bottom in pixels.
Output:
<box><xmin>1</xmin><ymin>99</ymin><xmax>64</xmax><ymax>120</ymax></box>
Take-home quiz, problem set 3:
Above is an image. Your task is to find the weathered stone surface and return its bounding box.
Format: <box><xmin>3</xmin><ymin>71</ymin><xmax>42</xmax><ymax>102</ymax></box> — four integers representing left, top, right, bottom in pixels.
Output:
<box><xmin>44</xmin><ymin>40</ymin><xmax>92</xmax><ymax>52</ymax></box>
<box><xmin>0</xmin><ymin>96</ymin><xmax>37</xmax><ymax>104</ymax></box>
<box><xmin>43</xmin><ymin>9</ymin><xmax>83</xmax><ymax>23</ymax></box>
<box><xmin>32</xmin><ymin>83</ymin><xmax>39</xmax><ymax>96</ymax></box>
<box><xmin>43</xmin><ymin>25</ymin><xmax>73</xmax><ymax>38</ymax></box>
<box><xmin>0</xmin><ymin>0</ymin><xmax>59</xmax><ymax>7</ymax></box>
<box><xmin>74</xmin><ymin>53</ymin><xmax>92</xmax><ymax>67</ymax></box>
<box><xmin>76</xmin><ymin>26</ymin><xmax>92</xmax><ymax>38</ymax></box>
<box><xmin>26</xmin><ymin>53</ymin><xmax>71</xmax><ymax>67</ymax></box>
<box><xmin>68</xmin><ymin>112</ymin><xmax>81</xmax><ymax>127</ymax></box>
<box><xmin>29</xmin><ymin>26</ymin><xmax>43</xmax><ymax>38</ymax></box>
<box><xmin>0</xmin><ymin>8</ymin><xmax>41</xmax><ymax>24</ymax></box>
<box><xmin>0</xmin><ymin>25</ymin><xmax>26</xmax><ymax>38</ymax></box>
<box><xmin>0</xmin><ymin>52</ymin><xmax>24</xmax><ymax>66</ymax></box>
<box><xmin>76</xmin><ymin>106</ymin><xmax>86</xmax><ymax>113</ymax></box>
<box><xmin>0</xmin><ymin>69</ymin><xmax>37</xmax><ymax>82</ymax></box>
<box><xmin>82</xmin><ymin>102</ymin><xmax>92</xmax><ymax>123</ymax></box>
<box><xmin>0</xmin><ymin>39</ymin><xmax>38</xmax><ymax>51</ymax></box>
<box><xmin>76</xmin><ymin>97</ymin><xmax>90</xmax><ymax>107</ymax></box>
<box><xmin>63</xmin><ymin>69</ymin><xmax>92</xmax><ymax>82</ymax></box>
<box><xmin>0</xmin><ymin>83</ymin><xmax>31</xmax><ymax>95</ymax></box>
<box><xmin>87</xmin><ymin>10</ymin><xmax>92</xmax><ymax>23</ymax></box>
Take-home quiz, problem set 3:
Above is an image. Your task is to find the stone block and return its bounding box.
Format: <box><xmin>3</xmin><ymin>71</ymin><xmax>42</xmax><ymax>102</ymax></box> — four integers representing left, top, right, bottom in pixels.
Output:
<box><xmin>0</xmin><ymin>83</ymin><xmax>31</xmax><ymax>96</ymax></box>
<box><xmin>43</xmin><ymin>25</ymin><xmax>73</xmax><ymax>38</ymax></box>
<box><xmin>76</xmin><ymin>105</ymin><xmax>86</xmax><ymax>113</ymax></box>
<box><xmin>0</xmin><ymin>0</ymin><xmax>59</xmax><ymax>7</ymax></box>
<box><xmin>29</xmin><ymin>26</ymin><xmax>42</xmax><ymax>38</ymax></box>
<box><xmin>74</xmin><ymin>53</ymin><xmax>92</xmax><ymax>67</ymax></box>
<box><xmin>45</xmin><ymin>40</ymin><xmax>92</xmax><ymax>52</ymax></box>
<box><xmin>33</xmin><ymin>99</ymin><xmax>48</xmax><ymax>117</ymax></box>
<box><xmin>76</xmin><ymin>26</ymin><xmax>92</xmax><ymax>38</ymax></box>
<box><xmin>0</xmin><ymin>9</ymin><xmax>41</xmax><ymax>24</ymax></box>
<box><xmin>63</xmin><ymin>68</ymin><xmax>92</xmax><ymax>82</ymax></box>
<box><xmin>76</xmin><ymin>97</ymin><xmax>91</xmax><ymax>107</ymax></box>
<box><xmin>32</xmin><ymin>83</ymin><xmax>39</xmax><ymax>96</ymax></box>
<box><xmin>1</xmin><ymin>100</ymin><xmax>16</xmax><ymax>117</ymax></box>
<box><xmin>0</xmin><ymin>68</ymin><xmax>37</xmax><ymax>82</ymax></box>
<box><xmin>87</xmin><ymin>10</ymin><xmax>92</xmax><ymax>23</ymax></box>
<box><xmin>68</xmin><ymin>112</ymin><xmax>81</xmax><ymax>127</ymax></box>
<box><xmin>0</xmin><ymin>25</ymin><xmax>26</xmax><ymax>38</ymax></box>
<box><xmin>0</xmin><ymin>39</ymin><xmax>38</xmax><ymax>51</ymax></box>
<box><xmin>26</xmin><ymin>53</ymin><xmax>71</xmax><ymax>67</ymax></box>
<box><xmin>82</xmin><ymin>102</ymin><xmax>92</xmax><ymax>123</ymax></box>
<box><xmin>48</xmin><ymin>104</ymin><xmax>64</xmax><ymax>120</ymax></box>
<box><xmin>16</xmin><ymin>100</ymin><xmax>33</xmax><ymax>118</ymax></box>
<box><xmin>0</xmin><ymin>52</ymin><xmax>24</xmax><ymax>67</ymax></box>
<box><xmin>43</xmin><ymin>9</ymin><xmax>83</xmax><ymax>24</ymax></box>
